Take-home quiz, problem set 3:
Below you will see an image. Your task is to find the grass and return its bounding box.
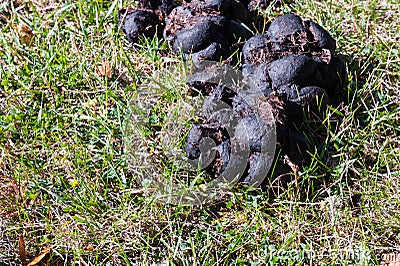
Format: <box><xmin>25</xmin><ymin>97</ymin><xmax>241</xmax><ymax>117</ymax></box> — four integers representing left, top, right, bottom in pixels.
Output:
<box><xmin>0</xmin><ymin>0</ymin><xmax>399</xmax><ymax>265</ymax></box>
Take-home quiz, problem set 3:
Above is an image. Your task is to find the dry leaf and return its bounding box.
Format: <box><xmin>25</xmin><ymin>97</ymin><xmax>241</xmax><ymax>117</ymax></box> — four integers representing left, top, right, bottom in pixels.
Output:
<box><xmin>284</xmin><ymin>155</ymin><xmax>300</xmax><ymax>189</ymax></box>
<box><xmin>283</xmin><ymin>155</ymin><xmax>299</xmax><ymax>177</ymax></box>
<box><xmin>18</xmin><ymin>235</ymin><xmax>27</xmax><ymax>266</ymax></box>
<box><xmin>17</xmin><ymin>24</ymin><xmax>34</xmax><ymax>46</ymax></box>
<box><xmin>13</xmin><ymin>0</ymin><xmax>24</xmax><ymax>7</ymax></box>
<box><xmin>26</xmin><ymin>247</ymin><xmax>51</xmax><ymax>266</ymax></box>
<box><xmin>10</xmin><ymin>177</ymin><xmax>19</xmax><ymax>195</ymax></box>
<box><xmin>97</xmin><ymin>61</ymin><xmax>112</xmax><ymax>78</ymax></box>
<box><xmin>0</xmin><ymin>210</ymin><xmax>18</xmax><ymax>218</ymax></box>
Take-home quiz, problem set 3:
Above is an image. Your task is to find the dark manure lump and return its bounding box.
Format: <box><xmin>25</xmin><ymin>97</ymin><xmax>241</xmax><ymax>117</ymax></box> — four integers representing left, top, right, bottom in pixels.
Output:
<box><xmin>182</xmin><ymin>14</ymin><xmax>346</xmax><ymax>187</ymax></box>
<box><xmin>118</xmin><ymin>3</ymin><xmax>347</xmax><ymax>188</ymax></box>
<box><xmin>119</xmin><ymin>0</ymin><xmax>262</xmax><ymax>62</ymax></box>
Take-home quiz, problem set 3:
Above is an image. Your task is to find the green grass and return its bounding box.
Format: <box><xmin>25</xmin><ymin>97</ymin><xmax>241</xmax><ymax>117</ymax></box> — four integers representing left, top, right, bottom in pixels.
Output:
<box><xmin>0</xmin><ymin>0</ymin><xmax>399</xmax><ymax>265</ymax></box>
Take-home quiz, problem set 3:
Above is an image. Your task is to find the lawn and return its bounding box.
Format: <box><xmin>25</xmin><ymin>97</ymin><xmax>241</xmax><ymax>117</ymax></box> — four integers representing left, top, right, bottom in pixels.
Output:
<box><xmin>0</xmin><ymin>0</ymin><xmax>399</xmax><ymax>265</ymax></box>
